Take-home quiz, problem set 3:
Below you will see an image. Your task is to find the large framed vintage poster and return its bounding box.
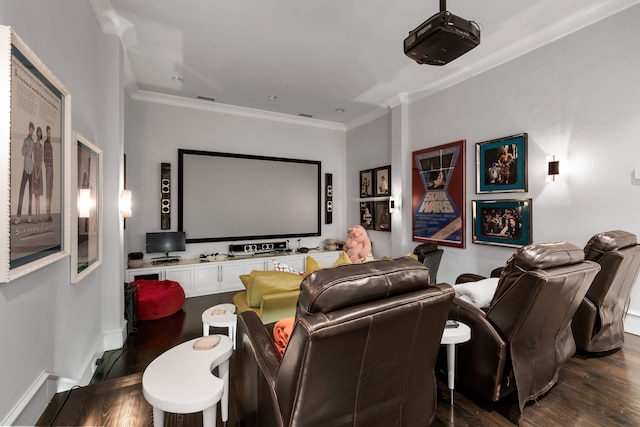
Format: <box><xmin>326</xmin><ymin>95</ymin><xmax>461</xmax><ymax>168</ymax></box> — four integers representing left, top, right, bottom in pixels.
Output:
<box><xmin>0</xmin><ymin>26</ymin><xmax>72</xmax><ymax>282</ymax></box>
<box><xmin>72</xmin><ymin>133</ymin><xmax>102</xmax><ymax>283</ymax></box>
<box><xmin>412</xmin><ymin>140</ymin><xmax>466</xmax><ymax>248</ymax></box>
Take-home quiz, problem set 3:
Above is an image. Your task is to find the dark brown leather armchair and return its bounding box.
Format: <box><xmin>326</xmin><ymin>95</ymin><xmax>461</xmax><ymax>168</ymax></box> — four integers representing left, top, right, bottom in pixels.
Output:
<box><xmin>440</xmin><ymin>242</ymin><xmax>600</xmax><ymax>413</ymax></box>
<box><xmin>572</xmin><ymin>230</ymin><xmax>640</xmax><ymax>353</ymax></box>
<box><xmin>234</xmin><ymin>257</ymin><xmax>455</xmax><ymax>427</ymax></box>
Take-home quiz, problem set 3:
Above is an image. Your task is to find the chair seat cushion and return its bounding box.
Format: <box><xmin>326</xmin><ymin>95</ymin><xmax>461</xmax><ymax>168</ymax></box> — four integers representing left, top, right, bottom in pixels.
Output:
<box><xmin>133</xmin><ymin>279</ymin><xmax>186</xmax><ymax>320</ymax></box>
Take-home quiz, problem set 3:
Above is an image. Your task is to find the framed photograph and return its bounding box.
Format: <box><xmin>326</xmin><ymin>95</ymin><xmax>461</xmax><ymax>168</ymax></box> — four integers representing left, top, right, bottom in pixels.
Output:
<box><xmin>472</xmin><ymin>199</ymin><xmax>532</xmax><ymax>247</ymax></box>
<box><xmin>412</xmin><ymin>140</ymin><xmax>466</xmax><ymax>248</ymax></box>
<box><xmin>71</xmin><ymin>133</ymin><xmax>103</xmax><ymax>283</ymax></box>
<box><xmin>373</xmin><ymin>200</ymin><xmax>391</xmax><ymax>232</ymax></box>
<box><xmin>360</xmin><ymin>201</ymin><xmax>374</xmax><ymax>230</ymax></box>
<box><xmin>1</xmin><ymin>26</ymin><xmax>71</xmax><ymax>283</ymax></box>
<box><xmin>373</xmin><ymin>165</ymin><xmax>391</xmax><ymax>196</ymax></box>
<box><xmin>360</xmin><ymin>169</ymin><xmax>373</xmax><ymax>198</ymax></box>
<box><xmin>476</xmin><ymin>133</ymin><xmax>528</xmax><ymax>193</ymax></box>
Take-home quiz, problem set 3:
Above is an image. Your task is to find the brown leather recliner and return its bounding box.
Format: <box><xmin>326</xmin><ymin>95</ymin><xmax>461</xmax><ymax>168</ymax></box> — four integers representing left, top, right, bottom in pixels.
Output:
<box><xmin>440</xmin><ymin>242</ymin><xmax>600</xmax><ymax>413</ymax></box>
<box><xmin>571</xmin><ymin>230</ymin><xmax>640</xmax><ymax>353</ymax></box>
<box><xmin>235</xmin><ymin>257</ymin><xmax>455</xmax><ymax>427</ymax></box>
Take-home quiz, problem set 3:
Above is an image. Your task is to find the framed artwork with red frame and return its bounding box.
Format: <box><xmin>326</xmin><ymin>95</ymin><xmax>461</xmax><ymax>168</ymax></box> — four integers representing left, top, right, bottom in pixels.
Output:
<box><xmin>412</xmin><ymin>140</ymin><xmax>466</xmax><ymax>248</ymax></box>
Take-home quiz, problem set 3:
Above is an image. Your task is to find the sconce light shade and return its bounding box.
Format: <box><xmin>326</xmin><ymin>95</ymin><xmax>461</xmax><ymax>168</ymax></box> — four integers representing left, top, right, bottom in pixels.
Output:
<box><xmin>120</xmin><ymin>189</ymin><xmax>132</xmax><ymax>218</ymax></box>
<box><xmin>78</xmin><ymin>188</ymin><xmax>91</xmax><ymax>218</ymax></box>
<box><xmin>548</xmin><ymin>160</ymin><xmax>560</xmax><ymax>176</ymax></box>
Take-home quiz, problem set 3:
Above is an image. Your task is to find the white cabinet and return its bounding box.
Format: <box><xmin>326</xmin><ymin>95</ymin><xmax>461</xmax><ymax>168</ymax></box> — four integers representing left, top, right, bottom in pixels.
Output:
<box><xmin>125</xmin><ymin>251</ymin><xmax>340</xmax><ymax>298</ymax></box>
<box><xmin>219</xmin><ymin>262</ymin><xmax>244</xmax><ymax>291</ymax></box>
<box><xmin>165</xmin><ymin>267</ymin><xmax>194</xmax><ymax>295</ymax></box>
<box><xmin>193</xmin><ymin>262</ymin><xmax>245</xmax><ymax>296</ymax></box>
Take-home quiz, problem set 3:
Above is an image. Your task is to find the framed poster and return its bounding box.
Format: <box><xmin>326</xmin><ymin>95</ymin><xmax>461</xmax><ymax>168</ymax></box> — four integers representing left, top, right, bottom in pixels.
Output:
<box><xmin>472</xmin><ymin>199</ymin><xmax>532</xmax><ymax>247</ymax></box>
<box><xmin>1</xmin><ymin>26</ymin><xmax>72</xmax><ymax>282</ymax></box>
<box><xmin>476</xmin><ymin>133</ymin><xmax>527</xmax><ymax>193</ymax></box>
<box><xmin>360</xmin><ymin>169</ymin><xmax>373</xmax><ymax>198</ymax></box>
<box><xmin>412</xmin><ymin>140</ymin><xmax>466</xmax><ymax>248</ymax></box>
<box><xmin>71</xmin><ymin>133</ymin><xmax>103</xmax><ymax>283</ymax></box>
<box><xmin>374</xmin><ymin>200</ymin><xmax>391</xmax><ymax>232</ymax></box>
<box><xmin>373</xmin><ymin>165</ymin><xmax>391</xmax><ymax>196</ymax></box>
<box><xmin>360</xmin><ymin>201</ymin><xmax>374</xmax><ymax>230</ymax></box>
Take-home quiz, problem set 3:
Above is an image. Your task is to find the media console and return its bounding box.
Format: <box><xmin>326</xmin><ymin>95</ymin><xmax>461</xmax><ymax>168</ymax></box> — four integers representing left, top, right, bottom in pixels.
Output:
<box><xmin>126</xmin><ymin>250</ymin><xmax>343</xmax><ymax>298</ymax></box>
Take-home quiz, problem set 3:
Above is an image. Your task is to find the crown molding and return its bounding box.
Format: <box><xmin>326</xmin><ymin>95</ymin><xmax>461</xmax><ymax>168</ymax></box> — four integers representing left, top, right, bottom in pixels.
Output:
<box><xmin>131</xmin><ymin>91</ymin><xmax>346</xmax><ymax>131</ymax></box>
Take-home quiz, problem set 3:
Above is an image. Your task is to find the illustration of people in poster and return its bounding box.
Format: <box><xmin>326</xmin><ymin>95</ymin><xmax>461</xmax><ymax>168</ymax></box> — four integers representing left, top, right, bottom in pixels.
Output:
<box><xmin>412</xmin><ymin>141</ymin><xmax>465</xmax><ymax>247</ymax></box>
<box><xmin>9</xmin><ymin>46</ymin><xmax>64</xmax><ymax>270</ymax></box>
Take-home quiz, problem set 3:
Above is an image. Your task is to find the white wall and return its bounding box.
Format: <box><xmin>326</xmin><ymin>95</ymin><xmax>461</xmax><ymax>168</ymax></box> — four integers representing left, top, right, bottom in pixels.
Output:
<box><xmin>123</xmin><ymin>95</ymin><xmax>347</xmax><ymax>259</ymax></box>
<box><xmin>0</xmin><ymin>2</ymin><xmax>125</xmax><ymax>425</ymax></box>
<box><xmin>346</xmin><ymin>113</ymin><xmax>393</xmax><ymax>258</ymax></box>
<box><xmin>402</xmin><ymin>5</ymin><xmax>640</xmax><ymax>323</ymax></box>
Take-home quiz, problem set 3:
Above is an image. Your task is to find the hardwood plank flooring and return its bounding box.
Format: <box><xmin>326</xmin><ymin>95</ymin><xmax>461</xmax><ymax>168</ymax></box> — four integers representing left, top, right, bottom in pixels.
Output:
<box><xmin>37</xmin><ymin>292</ymin><xmax>640</xmax><ymax>426</ymax></box>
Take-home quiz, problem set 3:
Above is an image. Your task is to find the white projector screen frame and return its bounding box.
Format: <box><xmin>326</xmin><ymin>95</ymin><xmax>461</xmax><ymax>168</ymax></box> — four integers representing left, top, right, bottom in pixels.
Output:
<box><xmin>178</xmin><ymin>149</ymin><xmax>321</xmax><ymax>243</ymax></box>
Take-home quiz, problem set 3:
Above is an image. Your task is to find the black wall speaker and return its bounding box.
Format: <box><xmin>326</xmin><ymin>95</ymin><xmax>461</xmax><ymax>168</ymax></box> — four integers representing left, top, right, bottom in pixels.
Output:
<box><xmin>161</xmin><ymin>162</ymin><xmax>171</xmax><ymax>230</ymax></box>
<box><xmin>325</xmin><ymin>173</ymin><xmax>333</xmax><ymax>224</ymax></box>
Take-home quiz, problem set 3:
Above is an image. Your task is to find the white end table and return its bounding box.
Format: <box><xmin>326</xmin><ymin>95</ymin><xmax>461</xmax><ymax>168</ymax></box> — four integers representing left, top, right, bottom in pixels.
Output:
<box><xmin>202</xmin><ymin>303</ymin><xmax>238</xmax><ymax>349</ymax></box>
<box><xmin>142</xmin><ymin>335</ymin><xmax>233</xmax><ymax>427</ymax></box>
<box><xmin>440</xmin><ymin>321</ymin><xmax>471</xmax><ymax>405</ymax></box>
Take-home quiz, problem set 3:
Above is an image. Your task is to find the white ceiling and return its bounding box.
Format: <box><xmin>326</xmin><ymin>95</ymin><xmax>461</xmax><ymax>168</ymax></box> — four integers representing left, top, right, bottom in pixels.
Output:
<box><xmin>91</xmin><ymin>0</ymin><xmax>639</xmax><ymax>126</ymax></box>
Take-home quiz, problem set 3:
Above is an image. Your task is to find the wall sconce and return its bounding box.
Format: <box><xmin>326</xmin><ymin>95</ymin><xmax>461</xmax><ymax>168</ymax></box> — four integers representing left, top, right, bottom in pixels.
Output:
<box><xmin>120</xmin><ymin>189</ymin><xmax>132</xmax><ymax>218</ymax></box>
<box><xmin>77</xmin><ymin>189</ymin><xmax>91</xmax><ymax>218</ymax></box>
<box><xmin>546</xmin><ymin>155</ymin><xmax>563</xmax><ymax>183</ymax></box>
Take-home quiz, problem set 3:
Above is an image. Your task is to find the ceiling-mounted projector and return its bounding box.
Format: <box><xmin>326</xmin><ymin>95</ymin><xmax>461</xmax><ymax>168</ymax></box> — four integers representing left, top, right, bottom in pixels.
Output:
<box><xmin>404</xmin><ymin>0</ymin><xmax>480</xmax><ymax>65</ymax></box>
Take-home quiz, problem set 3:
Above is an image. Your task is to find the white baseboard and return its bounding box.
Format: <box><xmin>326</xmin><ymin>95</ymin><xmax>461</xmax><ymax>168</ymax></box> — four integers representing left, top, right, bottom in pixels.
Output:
<box><xmin>625</xmin><ymin>309</ymin><xmax>640</xmax><ymax>336</ymax></box>
<box><xmin>3</xmin><ymin>325</ymin><xmax>126</xmax><ymax>426</ymax></box>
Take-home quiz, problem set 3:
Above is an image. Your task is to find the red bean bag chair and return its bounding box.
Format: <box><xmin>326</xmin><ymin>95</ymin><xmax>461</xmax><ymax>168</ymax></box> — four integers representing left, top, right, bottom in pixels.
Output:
<box><xmin>132</xmin><ymin>279</ymin><xmax>186</xmax><ymax>320</ymax></box>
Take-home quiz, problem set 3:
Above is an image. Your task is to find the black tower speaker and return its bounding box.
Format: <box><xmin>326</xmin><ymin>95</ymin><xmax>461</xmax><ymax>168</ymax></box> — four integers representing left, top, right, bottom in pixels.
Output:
<box><xmin>325</xmin><ymin>173</ymin><xmax>333</xmax><ymax>224</ymax></box>
<box><xmin>161</xmin><ymin>163</ymin><xmax>171</xmax><ymax>230</ymax></box>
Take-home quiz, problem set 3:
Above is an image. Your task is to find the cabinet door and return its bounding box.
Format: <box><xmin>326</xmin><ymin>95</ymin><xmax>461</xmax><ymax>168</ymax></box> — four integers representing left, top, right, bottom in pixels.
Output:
<box><xmin>283</xmin><ymin>254</ymin><xmax>305</xmax><ymax>272</ymax></box>
<box><xmin>194</xmin><ymin>264</ymin><xmax>222</xmax><ymax>295</ymax></box>
<box><xmin>243</xmin><ymin>259</ymin><xmax>269</xmax><ymax>274</ymax></box>
<box><xmin>219</xmin><ymin>262</ymin><xmax>245</xmax><ymax>291</ymax></box>
<box><xmin>165</xmin><ymin>267</ymin><xmax>194</xmax><ymax>297</ymax></box>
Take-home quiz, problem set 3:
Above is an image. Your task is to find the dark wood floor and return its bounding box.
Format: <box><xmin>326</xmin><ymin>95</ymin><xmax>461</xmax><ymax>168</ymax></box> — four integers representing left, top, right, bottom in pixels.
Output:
<box><xmin>37</xmin><ymin>292</ymin><xmax>640</xmax><ymax>426</ymax></box>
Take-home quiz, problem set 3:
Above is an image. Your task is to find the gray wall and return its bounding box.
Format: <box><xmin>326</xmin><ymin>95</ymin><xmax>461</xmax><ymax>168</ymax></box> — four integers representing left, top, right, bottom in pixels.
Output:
<box><xmin>403</xmin><ymin>5</ymin><xmax>640</xmax><ymax>327</ymax></box>
<box><xmin>123</xmin><ymin>96</ymin><xmax>347</xmax><ymax>259</ymax></box>
<box><xmin>0</xmin><ymin>1</ymin><xmax>126</xmax><ymax>425</ymax></box>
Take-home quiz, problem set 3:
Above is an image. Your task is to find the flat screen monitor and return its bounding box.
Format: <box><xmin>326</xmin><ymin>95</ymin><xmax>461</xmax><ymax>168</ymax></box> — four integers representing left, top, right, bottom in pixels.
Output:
<box><xmin>178</xmin><ymin>149</ymin><xmax>321</xmax><ymax>243</ymax></box>
<box><xmin>145</xmin><ymin>231</ymin><xmax>186</xmax><ymax>257</ymax></box>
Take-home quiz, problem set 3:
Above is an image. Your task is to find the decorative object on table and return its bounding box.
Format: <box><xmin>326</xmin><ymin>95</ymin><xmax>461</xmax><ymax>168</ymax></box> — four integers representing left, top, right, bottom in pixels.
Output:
<box><xmin>373</xmin><ymin>165</ymin><xmax>391</xmax><ymax>196</ymax></box>
<box><xmin>412</xmin><ymin>140</ymin><xmax>466</xmax><ymax>248</ymax></box>
<box><xmin>344</xmin><ymin>225</ymin><xmax>373</xmax><ymax>263</ymax></box>
<box><xmin>1</xmin><ymin>25</ymin><xmax>72</xmax><ymax>282</ymax></box>
<box><xmin>472</xmin><ymin>198</ymin><xmax>532</xmax><ymax>247</ymax></box>
<box><xmin>192</xmin><ymin>335</ymin><xmax>221</xmax><ymax>350</ymax></box>
<box><xmin>324</xmin><ymin>238</ymin><xmax>338</xmax><ymax>251</ymax></box>
<box><xmin>476</xmin><ymin>133</ymin><xmax>528</xmax><ymax>193</ymax></box>
<box><xmin>128</xmin><ymin>252</ymin><xmax>144</xmax><ymax>268</ymax></box>
<box><xmin>72</xmin><ymin>133</ymin><xmax>103</xmax><ymax>283</ymax></box>
<box><xmin>359</xmin><ymin>169</ymin><xmax>373</xmax><ymax>197</ymax></box>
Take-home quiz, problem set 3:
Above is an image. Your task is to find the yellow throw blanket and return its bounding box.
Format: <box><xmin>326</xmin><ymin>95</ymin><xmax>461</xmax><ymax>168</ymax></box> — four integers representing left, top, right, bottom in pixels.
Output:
<box><xmin>273</xmin><ymin>317</ymin><xmax>295</xmax><ymax>356</ymax></box>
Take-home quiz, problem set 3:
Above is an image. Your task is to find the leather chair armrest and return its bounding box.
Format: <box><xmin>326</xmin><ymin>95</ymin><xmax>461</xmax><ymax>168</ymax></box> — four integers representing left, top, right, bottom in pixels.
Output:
<box><xmin>490</xmin><ymin>267</ymin><xmax>503</xmax><ymax>278</ymax></box>
<box><xmin>259</xmin><ymin>290</ymin><xmax>300</xmax><ymax>324</ymax></box>
<box><xmin>236</xmin><ymin>311</ymin><xmax>285</xmax><ymax>427</ymax></box>
<box><xmin>455</xmin><ymin>273</ymin><xmax>488</xmax><ymax>284</ymax></box>
<box><xmin>571</xmin><ymin>297</ymin><xmax>598</xmax><ymax>350</ymax></box>
<box><xmin>440</xmin><ymin>297</ymin><xmax>512</xmax><ymax>402</ymax></box>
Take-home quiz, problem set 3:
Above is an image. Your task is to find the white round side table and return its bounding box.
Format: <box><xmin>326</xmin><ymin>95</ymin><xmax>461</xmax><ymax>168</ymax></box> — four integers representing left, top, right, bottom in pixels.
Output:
<box><xmin>202</xmin><ymin>303</ymin><xmax>238</xmax><ymax>349</ymax></box>
<box><xmin>440</xmin><ymin>321</ymin><xmax>471</xmax><ymax>405</ymax></box>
